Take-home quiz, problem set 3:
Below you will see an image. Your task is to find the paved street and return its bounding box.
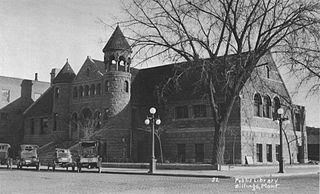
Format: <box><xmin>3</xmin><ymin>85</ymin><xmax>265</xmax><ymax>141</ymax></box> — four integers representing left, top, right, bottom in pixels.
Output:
<box><xmin>0</xmin><ymin>168</ymin><xmax>319</xmax><ymax>194</ymax></box>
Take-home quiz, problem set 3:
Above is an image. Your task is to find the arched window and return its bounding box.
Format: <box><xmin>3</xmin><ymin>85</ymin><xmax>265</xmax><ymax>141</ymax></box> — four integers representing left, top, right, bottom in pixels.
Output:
<box><xmin>71</xmin><ymin>113</ymin><xmax>78</xmax><ymax>132</ymax></box>
<box><xmin>105</xmin><ymin>81</ymin><xmax>110</xmax><ymax>93</ymax></box>
<box><xmin>263</xmin><ymin>95</ymin><xmax>272</xmax><ymax>118</ymax></box>
<box><xmin>79</xmin><ymin>86</ymin><xmax>83</xmax><ymax>97</ymax></box>
<box><xmin>84</xmin><ymin>85</ymin><xmax>89</xmax><ymax>96</ymax></box>
<box><xmin>254</xmin><ymin>93</ymin><xmax>262</xmax><ymax>117</ymax></box>
<box><xmin>273</xmin><ymin>97</ymin><xmax>280</xmax><ymax>115</ymax></box>
<box><xmin>96</xmin><ymin>83</ymin><xmax>101</xmax><ymax>95</ymax></box>
<box><xmin>73</xmin><ymin>87</ymin><xmax>78</xmax><ymax>98</ymax></box>
<box><xmin>266</xmin><ymin>66</ymin><xmax>270</xmax><ymax>78</ymax></box>
<box><xmin>125</xmin><ymin>80</ymin><xmax>129</xmax><ymax>93</ymax></box>
<box><xmin>118</xmin><ymin>56</ymin><xmax>126</xmax><ymax>71</ymax></box>
<box><xmin>109</xmin><ymin>55</ymin><xmax>116</xmax><ymax>71</ymax></box>
<box><xmin>90</xmin><ymin>84</ymin><xmax>95</xmax><ymax>96</ymax></box>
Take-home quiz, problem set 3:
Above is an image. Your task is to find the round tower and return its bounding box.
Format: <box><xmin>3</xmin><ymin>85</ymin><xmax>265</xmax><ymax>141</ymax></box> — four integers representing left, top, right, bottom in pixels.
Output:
<box><xmin>103</xmin><ymin>26</ymin><xmax>132</xmax><ymax>117</ymax></box>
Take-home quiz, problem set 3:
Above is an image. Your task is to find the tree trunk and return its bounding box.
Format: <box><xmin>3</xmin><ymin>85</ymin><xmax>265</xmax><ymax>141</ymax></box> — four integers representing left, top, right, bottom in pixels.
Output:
<box><xmin>212</xmin><ymin>121</ymin><xmax>227</xmax><ymax>170</ymax></box>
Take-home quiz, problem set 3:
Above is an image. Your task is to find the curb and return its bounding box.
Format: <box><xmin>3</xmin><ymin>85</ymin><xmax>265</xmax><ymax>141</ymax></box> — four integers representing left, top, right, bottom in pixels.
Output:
<box><xmin>103</xmin><ymin>170</ymin><xmax>232</xmax><ymax>179</ymax></box>
<box><xmin>231</xmin><ymin>171</ymin><xmax>319</xmax><ymax>179</ymax></box>
<box><xmin>1</xmin><ymin>165</ymin><xmax>317</xmax><ymax>179</ymax></box>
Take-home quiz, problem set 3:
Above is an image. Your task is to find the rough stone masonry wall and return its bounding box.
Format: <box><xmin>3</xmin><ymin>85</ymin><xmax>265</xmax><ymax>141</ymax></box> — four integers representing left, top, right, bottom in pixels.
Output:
<box><xmin>137</xmin><ymin>98</ymin><xmax>242</xmax><ymax>164</ymax></box>
<box><xmin>70</xmin><ymin>71</ymin><xmax>132</xmax><ymax>162</ymax></box>
<box><xmin>240</xmin><ymin>54</ymin><xmax>300</xmax><ymax>164</ymax></box>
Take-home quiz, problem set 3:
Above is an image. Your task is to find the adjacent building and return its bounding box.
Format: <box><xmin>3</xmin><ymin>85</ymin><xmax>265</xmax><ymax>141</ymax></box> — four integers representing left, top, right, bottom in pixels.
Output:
<box><xmin>0</xmin><ymin>75</ymin><xmax>49</xmax><ymax>153</ymax></box>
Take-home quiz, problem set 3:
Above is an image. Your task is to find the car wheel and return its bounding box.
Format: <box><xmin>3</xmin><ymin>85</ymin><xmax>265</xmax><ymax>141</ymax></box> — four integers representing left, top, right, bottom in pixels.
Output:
<box><xmin>72</xmin><ymin>166</ymin><xmax>75</xmax><ymax>172</ymax></box>
<box><xmin>53</xmin><ymin>165</ymin><xmax>55</xmax><ymax>172</ymax></box>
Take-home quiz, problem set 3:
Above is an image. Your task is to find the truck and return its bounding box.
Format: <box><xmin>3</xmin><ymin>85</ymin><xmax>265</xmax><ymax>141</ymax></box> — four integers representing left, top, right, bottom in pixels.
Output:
<box><xmin>17</xmin><ymin>144</ymin><xmax>40</xmax><ymax>170</ymax></box>
<box><xmin>77</xmin><ymin>141</ymin><xmax>102</xmax><ymax>173</ymax></box>
<box><xmin>0</xmin><ymin>143</ymin><xmax>13</xmax><ymax>169</ymax></box>
<box><xmin>48</xmin><ymin>148</ymin><xmax>76</xmax><ymax>172</ymax></box>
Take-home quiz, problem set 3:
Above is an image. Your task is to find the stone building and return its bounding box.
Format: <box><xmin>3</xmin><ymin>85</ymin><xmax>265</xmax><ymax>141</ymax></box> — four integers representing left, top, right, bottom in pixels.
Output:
<box><xmin>20</xmin><ymin>26</ymin><xmax>308</xmax><ymax>164</ymax></box>
<box><xmin>0</xmin><ymin>75</ymin><xmax>49</xmax><ymax>153</ymax></box>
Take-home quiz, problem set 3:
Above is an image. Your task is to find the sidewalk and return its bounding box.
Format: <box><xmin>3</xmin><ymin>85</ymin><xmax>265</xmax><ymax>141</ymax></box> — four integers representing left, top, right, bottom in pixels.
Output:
<box><xmin>101</xmin><ymin>164</ymin><xmax>320</xmax><ymax>178</ymax></box>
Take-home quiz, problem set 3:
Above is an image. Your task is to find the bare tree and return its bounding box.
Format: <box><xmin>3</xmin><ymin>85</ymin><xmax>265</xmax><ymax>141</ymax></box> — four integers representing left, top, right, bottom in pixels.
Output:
<box><xmin>278</xmin><ymin>19</ymin><xmax>320</xmax><ymax>96</ymax></box>
<box><xmin>120</xmin><ymin>0</ymin><xmax>320</xmax><ymax>167</ymax></box>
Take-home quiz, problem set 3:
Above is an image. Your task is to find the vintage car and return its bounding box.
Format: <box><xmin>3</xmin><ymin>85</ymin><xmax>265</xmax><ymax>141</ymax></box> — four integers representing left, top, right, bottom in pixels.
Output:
<box><xmin>17</xmin><ymin>144</ymin><xmax>40</xmax><ymax>170</ymax></box>
<box><xmin>0</xmin><ymin>143</ymin><xmax>13</xmax><ymax>169</ymax></box>
<box><xmin>77</xmin><ymin>141</ymin><xmax>102</xmax><ymax>173</ymax></box>
<box><xmin>48</xmin><ymin>148</ymin><xmax>76</xmax><ymax>171</ymax></box>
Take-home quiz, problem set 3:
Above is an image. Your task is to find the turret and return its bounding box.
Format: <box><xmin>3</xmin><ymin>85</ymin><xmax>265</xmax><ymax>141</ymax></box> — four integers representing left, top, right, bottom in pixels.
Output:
<box><xmin>102</xmin><ymin>26</ymin><xmax>132</xmax><ymax>117</ymax></box>
<box><xmin>103</xmin><ymin>26</ymin><xmax>132</xmax><ymax>73</ymax></box>
<box><xmin>52</xmin><ymin>60</ymin><xmax>76</xmax><ymax>138</ymax></box>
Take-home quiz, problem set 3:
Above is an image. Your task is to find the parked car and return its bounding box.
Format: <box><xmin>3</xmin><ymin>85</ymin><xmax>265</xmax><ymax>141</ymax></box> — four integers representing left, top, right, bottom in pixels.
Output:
<box><xmin>48</xmin><ymin>148</ymin><xmax>76</xmax><ymax>171</ymax></box>
<box><xmin>17</xmin><ymin>144</ymin><xmax>40</xmax><ymax>170</ymax></box>
<box><xmin>77</xmin><ymin>141</ymin><xmax>102</xmax><ymax>173</ymax></box>
<box><xmin>0</xmin><ymin>143</ymin><xmax>13</xmax><ymax>169</ymax></box>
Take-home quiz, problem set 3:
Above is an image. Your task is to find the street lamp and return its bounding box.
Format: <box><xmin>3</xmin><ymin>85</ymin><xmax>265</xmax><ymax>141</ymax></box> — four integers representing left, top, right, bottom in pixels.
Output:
<box><xmin>145</xmin><ymin>107</ymin><xmax>161</xmax><ymax>174</ymax></box>
<box><xmin>275</xmin><ymin>108</ymin><xmax>288</xmax><ymax>173</ymax></box>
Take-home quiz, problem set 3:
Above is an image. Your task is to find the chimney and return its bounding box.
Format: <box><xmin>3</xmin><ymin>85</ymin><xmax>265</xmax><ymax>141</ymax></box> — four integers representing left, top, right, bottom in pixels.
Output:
<box><xmin>35</xmin><ymin>73</ymin><xmax>38</xmax><ymax>81</ymax></box>
<box><xmin>21</xmin><ymin>80</ymin><xmax>33</xmax><ymax>99</ymax></box>
<box><xmin>50</xmin><ymin>68</ymin><xmax>61</xmax><ymax>86</ymax></box>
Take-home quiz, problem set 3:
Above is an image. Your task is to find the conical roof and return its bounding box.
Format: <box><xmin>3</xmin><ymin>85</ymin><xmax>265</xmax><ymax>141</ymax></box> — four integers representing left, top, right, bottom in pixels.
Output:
<box><xmin>53</xmin><ymin>61</ymin><xmax>76</xmax><ymax>84</ymax></box>
<box><xmin>102</xmin><ymin>26</ymin><xmax>132</xmax><ymax>52</ymax></box>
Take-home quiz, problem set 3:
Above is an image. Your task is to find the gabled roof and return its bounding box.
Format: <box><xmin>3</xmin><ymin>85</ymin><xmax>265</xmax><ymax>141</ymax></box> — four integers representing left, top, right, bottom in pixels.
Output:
<box><xmin>92</xmin><ymin>59</ymin><xmax>105</xmax><ymax>74</ymax></box>
<box><xmin>53</xmin><ymin>61</ymin><xmax>76</xmax><ymax>84</ymax></box>
<box><xmin>23</xmin><ymin>86</ymin><xmax>53</xmax><ymax>117</ymax></box>
<box><xmin>73</xmin><ymin>57</ymin><xmax>104</xmax><ymax>82</ymax></box>
<box><xmin>102</xmin><ymin>26</ymin><xmax>132</xmax><ymax>52</ymax></box>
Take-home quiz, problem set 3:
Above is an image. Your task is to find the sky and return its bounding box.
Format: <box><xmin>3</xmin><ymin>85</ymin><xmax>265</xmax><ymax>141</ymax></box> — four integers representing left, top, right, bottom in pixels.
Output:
<box><xmin>0</xmin><ymin>0</ymin><xmax>319</xmax><ymax>127</ymax></box>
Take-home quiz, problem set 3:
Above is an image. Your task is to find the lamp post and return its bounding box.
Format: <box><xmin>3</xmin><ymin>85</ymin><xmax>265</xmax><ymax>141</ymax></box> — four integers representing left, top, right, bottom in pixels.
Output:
<box><xmin>276</xmin><ymin>108</ymin><xmax>288</xmax><ymax>173</ymax></box>
<box><xmin>145</xmin><ymin>107</ymin><xmax>161</xmax><ymax>174</ymax></box>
